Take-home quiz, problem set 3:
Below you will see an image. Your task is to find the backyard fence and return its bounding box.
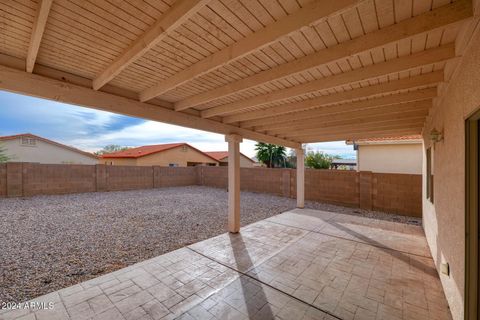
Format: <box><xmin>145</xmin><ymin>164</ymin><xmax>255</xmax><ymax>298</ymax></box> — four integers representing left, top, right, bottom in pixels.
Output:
<box><xmin>0</xmin><ymin>162</ymin><xmax>422</xmax><ymax>217</ymax></box>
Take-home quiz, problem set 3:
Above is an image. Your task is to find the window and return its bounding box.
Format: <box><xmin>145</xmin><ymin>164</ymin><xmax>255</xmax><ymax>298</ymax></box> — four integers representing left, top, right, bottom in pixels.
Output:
<box><xmin>21</xmin><ymin>137</ymin><xmax>36</xmax><ymax>146</ymax></box>
<box><xmin>426</xmin><ymin>147</ymin><xmax>434</xmax><ymax>203</ymax></box>
<box><xmin>169</xmin><ymin>163</ymin><xmax>179</xmax><ymax>167</ymax></box>
<box><xmin>181</xmin><ymin>145</ymin><xmax>188</xmax><ymax>152</ymax></box>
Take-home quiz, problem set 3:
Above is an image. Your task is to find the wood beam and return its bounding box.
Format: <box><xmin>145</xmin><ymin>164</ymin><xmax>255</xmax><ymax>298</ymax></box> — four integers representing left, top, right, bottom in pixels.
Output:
<box><xmin>92</xmin><ymin>0</ymin><xmax>209</xmax><ymax>90</ymax></box>
<box><xmin>272</xmin><ymin>116</ymin><xmax>427</xmax><ymax>138</ymax></box>
<box><xmin>201</xmin><ymin>44</ymin><xmax>454</xmax><ymax>118</ymax></box>
<box><xmin>139</xmin><ymin>0</ymin><xmax>359</xmax><ymax>102</ymax></box>
<box><xmin>293</xmin><ymin>128</ymin><xmax>424</xmax><ymax>143</ymax></box>
<box><xmin>223</xmin><ymin>71</ymin><xmax>442</xmax><ymax>124</ymax></box>
<box><xmin>270</xmin><ymin>113</ymin><xmax>428</xmax><ymax>138</ymax></box>
<box><xmin>175</xmin><ymin>0</ymin><xmax>471</xmax><ymax>112</ymax></box>
<box><xmin>0</xmin><ymin>64</ymin><xmax>301</xmax><ymax>149</ymax></box>
<box><xmin>267</xmin><ymin>110</ymin><xmax>428</xmax><ymax>137</ymax></box>
<box><xmin>245</xmin><ymin>93</ymin><xmax>433</xmax><ymax>130</ymax></box>
<box><xmin>241</xmin><ymin>88</ymin><xmax>436</xmax><ymax>130</ymax></box>
<box><xmin>26</xmin><ymin>0</ymin><xmax>53</xmax><ymax>73</ymax></box>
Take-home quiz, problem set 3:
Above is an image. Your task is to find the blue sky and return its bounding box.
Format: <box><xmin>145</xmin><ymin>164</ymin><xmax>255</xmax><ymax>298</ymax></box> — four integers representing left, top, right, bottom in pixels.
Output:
<box><xmin>0</xmin><ymin>90</ymin><xmax>355</xmax><ymax>158</ymax></box>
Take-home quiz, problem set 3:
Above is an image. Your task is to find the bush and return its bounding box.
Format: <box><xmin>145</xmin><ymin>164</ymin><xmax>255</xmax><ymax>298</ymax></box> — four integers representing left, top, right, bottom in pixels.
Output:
<box><xmin>305</xmin><ymin>151</ymin><xmax>333</xmax><ymax>169</ymax></box>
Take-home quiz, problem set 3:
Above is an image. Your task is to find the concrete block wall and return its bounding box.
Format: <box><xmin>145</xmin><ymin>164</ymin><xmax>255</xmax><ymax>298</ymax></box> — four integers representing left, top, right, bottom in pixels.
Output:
<box><xmin>22</xmin><ymin>163</ymin><xmax>96</xmax><ymax>196</ymax></box>
<box><xmin>106</xmin><ymin>165</ymin><xmax>153</xmax><ymax>191</ymax></box>
<box><xmin>198</xmin><ymin>166</ymin><xmax>227</xmax><ymax>188</ymax></box>
<box><xmin>305</xmin><ymin>169</ymin><xmax>359</xmax><ymax>207</ymax></box>
<box><xmin>372</xmin><ymin>173</ymin><xmax>422</xmax><ymax>216</ymax></box>
<box><xmin>154</xmin><ymin>167</ymin><xmax>197</xmax><ymax>188</ymax></box>
<box><xmin>240</xmin><ymin>167</ymin><xmax>289</xmax><ymax>197</ymax></box>
<box><xmin>0</xmin><ymin>164</ymin><xmax>6</xmax><ymax>197</ymax></box>
<box><xmin>0</xmin><ymin>163</ymin><xmax>421</xmax><ymax>217</ymax></box>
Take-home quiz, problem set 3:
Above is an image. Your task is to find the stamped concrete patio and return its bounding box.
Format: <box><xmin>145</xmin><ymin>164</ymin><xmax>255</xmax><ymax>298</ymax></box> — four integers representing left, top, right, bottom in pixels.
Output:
<box><xmin>0</xmin><ymin>208</ymin><xmax>450</xmax><ymax>320</ymax></box>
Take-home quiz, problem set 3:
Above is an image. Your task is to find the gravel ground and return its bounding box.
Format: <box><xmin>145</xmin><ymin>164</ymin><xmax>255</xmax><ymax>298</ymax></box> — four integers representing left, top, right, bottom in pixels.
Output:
<box><xmin>0</xmin><ymin>186</ymin><xmax>421</xmax><ymax>304</ymax></box>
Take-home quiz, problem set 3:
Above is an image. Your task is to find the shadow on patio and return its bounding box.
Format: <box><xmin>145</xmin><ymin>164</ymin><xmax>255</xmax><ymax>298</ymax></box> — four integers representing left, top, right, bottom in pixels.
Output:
<box><xmin>0</xmin><ymin>208</ymin><xmax>450</xmax><ymax>320</ymax></box>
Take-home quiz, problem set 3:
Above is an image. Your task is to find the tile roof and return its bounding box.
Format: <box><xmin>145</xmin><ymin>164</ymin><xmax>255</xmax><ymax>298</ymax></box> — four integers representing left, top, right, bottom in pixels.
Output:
<box><xmin>0</xmin><ymin>133</ymin><xmax>97</xmax><ymax>159</ymax></box>
<box><xmin>101</xmin><ymin>143</ymin><xmax>219</xmax><ymax>162</ymax></box>
<box><xmin>204</xmin><ymin>151</ymin><xmax>229</xmax><ymax>161</ymax></box>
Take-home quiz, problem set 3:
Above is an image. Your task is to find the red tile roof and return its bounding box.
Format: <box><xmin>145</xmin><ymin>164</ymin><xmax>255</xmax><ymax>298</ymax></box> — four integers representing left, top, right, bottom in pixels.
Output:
<box><xmin>205</xmin><ymin>151</ymin><xmax>255</xmax><ymax>162</ymax></box>
<box><xmin>0</xmin><ymin>133</ymin><xmax>97</xmax><ymax>158</ymax></box>
<box><xmin>101</xmin><ymin>143</ymin><xmax>219</xmax><ymax>162</ymax></box>
<box><xmin>204</xmin><ymin>151</ymin><xmax>229</xmax><ymax>161</ymax></box>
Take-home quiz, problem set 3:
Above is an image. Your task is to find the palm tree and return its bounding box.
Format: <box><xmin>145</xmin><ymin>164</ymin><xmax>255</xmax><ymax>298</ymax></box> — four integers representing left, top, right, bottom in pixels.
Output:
<box><xmin>255</xmin><ymin>142</ymin><xmax>287</xmax><ymax>168</ymax></box>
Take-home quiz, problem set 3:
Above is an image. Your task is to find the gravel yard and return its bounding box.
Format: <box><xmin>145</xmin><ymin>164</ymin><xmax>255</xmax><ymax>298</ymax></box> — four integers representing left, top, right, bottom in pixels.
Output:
<box><xmin>0</xmin><ymin>186</ymin><xmax>420</xmax><ymax>304</ymax></box>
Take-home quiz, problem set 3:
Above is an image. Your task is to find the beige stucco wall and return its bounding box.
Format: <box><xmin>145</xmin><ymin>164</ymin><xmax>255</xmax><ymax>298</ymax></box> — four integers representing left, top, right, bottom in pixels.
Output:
<box><xmin>357</xmin><ymin>143</ymin><xmax>422</xmax><ymax>174</ymax></box>
<box><xmin>422</xmin><ymin>20</ymin><xmax>480</xmax><ymax>320</ymax></box>
<box><xmin>3</xmin><ymin>138</ymin><xmax>97</xmax><ymax>164</ymax></box>
<box><xmin>217</xmin><ymin>155</ymin><xmax>255</xmax><ymax>168</ymax></box>
<box><xmin>102</xmin><ymin>145</ymin><xmax>218</xmax><ymax>167</ymax></box>
<box><xmin>101</xmin><ymin>158</ymin><xmax>136</xmax><ymax>166</ymax></box>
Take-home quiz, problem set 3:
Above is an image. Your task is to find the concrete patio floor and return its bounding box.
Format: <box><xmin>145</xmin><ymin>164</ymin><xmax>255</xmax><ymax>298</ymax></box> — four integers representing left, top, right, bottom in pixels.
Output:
<box><xmin>0</xmin><ymin>208</ymin><xmax>450</xmax><ymax>320</ymax></box>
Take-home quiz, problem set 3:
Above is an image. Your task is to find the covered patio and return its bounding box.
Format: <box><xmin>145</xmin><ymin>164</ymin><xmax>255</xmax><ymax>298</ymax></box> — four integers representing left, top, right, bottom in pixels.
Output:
<box><xmin>0</xmin><ymin>208</ymin><xmax>448</xmax><ymax>320</ymax></box>
<box><xmin>1</xmin><ymin>0</ymin><xmax>480</xmax><ymax>319</ymax></box>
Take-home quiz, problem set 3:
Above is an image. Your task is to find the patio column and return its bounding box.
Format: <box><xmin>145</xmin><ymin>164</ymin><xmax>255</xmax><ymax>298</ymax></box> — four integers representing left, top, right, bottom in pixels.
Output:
<box><xmin>225</xmin><ymin>134</ymin><xmax>242</xmax><ymax>233</ymax></box>
<box><xmin>296</xmin><ymin>148</ymin><xmax>305</xmax><ymax>208</ymax></box>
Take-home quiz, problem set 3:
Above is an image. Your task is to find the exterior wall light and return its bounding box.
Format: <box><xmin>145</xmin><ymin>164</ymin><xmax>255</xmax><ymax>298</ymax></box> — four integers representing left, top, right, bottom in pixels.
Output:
<box><xmin>430</xmin><ymin>128</ymin><xmax>444</xmax><ymax>142</ymax></box>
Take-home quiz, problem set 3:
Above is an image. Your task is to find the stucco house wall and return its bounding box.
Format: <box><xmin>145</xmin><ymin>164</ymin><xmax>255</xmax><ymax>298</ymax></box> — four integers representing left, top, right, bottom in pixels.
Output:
<box><xmin>3</xmin><ymin>137</ymin><xmax>97</xmax><ymax>165</ymax></box>
<box><xmin>357</xmin><ymin>143</ymin><xmax>423</xmax><ymax>174</ymax></box>
<box><xmin>136</xmin><ymin>146</ymin><xmax>218</xmax><ymax>167</ymax></box>
<box><xmin>217</xmin><ymin>155</ymin><xmax>255</xmax><ymax>168</ymax></box>
<box><xmin>102</xmin><ymin>158</ymin><xmax>136</xmax><ymax>166</ymax></box>
<box><xmin>422</xmin><ymin>20</ymin><xmax>480</xmax><ymax>320</ymax></box>
<box><xmin>102</xmin><ymin>145</ymin><xmax>218</xmax><ymax>167</ymax></box>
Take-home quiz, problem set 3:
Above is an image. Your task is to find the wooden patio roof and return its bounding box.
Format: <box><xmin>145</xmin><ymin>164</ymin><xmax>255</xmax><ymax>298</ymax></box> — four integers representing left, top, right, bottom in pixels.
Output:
<box><xmin>0</xmin><ymin>0</ymin><xmax>476</xmax><ymax>147</ymax></box>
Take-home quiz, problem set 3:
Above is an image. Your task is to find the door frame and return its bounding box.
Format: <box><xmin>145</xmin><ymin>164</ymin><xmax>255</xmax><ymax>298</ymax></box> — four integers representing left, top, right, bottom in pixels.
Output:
<box><xmin>466</xmin><ymin>109</ymin><xmax>480</xmax><ymax>320</ymax></box>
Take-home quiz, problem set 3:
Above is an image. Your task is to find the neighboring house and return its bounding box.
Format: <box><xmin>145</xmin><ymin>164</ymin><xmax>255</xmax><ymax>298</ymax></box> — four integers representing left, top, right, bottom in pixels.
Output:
<box><xmin>346</xmin><ymin>135</ymin><xmax>422</xmax><ymax>174</ymax></box>
<box><xmin>101</xmin><ymin>143</ymin><xmax>219</xmax><ymax>167</ymax></box>
<box><xmin>0</xmin><ymin>133</ymin><xmax>97</xmax><ymax>164</ymax></box>
<box><xmin>330</xmin><ymin>159</ymin><xmax>357</xmax><ymax>170</ymax></box>
<box><xmin>204</xmin><ymin>151</ymin><xmax>255</xmax><ymax>168</ymax></box>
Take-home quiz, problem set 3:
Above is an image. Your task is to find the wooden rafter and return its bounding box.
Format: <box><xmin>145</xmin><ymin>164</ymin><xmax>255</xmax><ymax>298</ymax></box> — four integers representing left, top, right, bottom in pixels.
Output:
<box><xmin>277</xmin><ymin>122</ymin><xmax>426</xmax><ymax>142</ymax></box>
<box><xmin>175</xmin><ymin>0</ymin><xmax>471</xmax><ymax>112</ymax></box>
<box><xmin>26</xmin><ymin>0</ymin><xmax>53</xmax><ymax>73</ymax></box>
<box><xmin>92</xmin><ymin>0</ymin><xmax>209</xmax><ymax>90</ymax></box>
<box><xmin>260</xmin><ymin>103</ymin><xmax>430</xmax><ymax>135</ymax></box>
<box><xmin>138</xmin><ymin>0</ymin><xmax>359</xmax><ymax>102</ymax></box>
<box><xmin>243</xmin><ymin>91</ymin><xmax>434</xmax><ymax>130</ymax></box>
<box><xmin>201</xmin><ymin>44</ymin><xmax>455</xmax><ymax>119</ymax></box>
<box><xmin>0</xmin><ymin>64</ymin><xmax>301</xmax><ymax>148</ymax></box>
<box><xmin>300</xmin><ymin>131</ymin><xmax>423</xmax><ymax>143</ymax></box>
<box><xmin>223</xmin><ymin>71</ymin><xmax>442</xmax><ymax>124</ymax></box>
<box><xmin>257</xmin><ymin>102</ymin><xmax>430</xmax><ymax>134</ymax></box>
<box><xmin>290</xmin><ymin>127</ymin><xmax>424</xmax><ymax>143</ymax></box>
<box><xmin>268</xmin><ymin>110</ymin><xmax>429</xmax><ymax>137</ymax></box>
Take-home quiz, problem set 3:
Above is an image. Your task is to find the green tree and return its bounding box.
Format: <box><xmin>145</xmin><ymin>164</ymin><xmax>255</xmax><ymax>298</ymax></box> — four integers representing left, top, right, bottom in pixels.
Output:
<box><xmin>0</xmin><ymin>143</ymin><xmax>9</xmax><ymax>163</ymax></box>
<box><xmin>305</xmin><ymin>151</ymin><xmax>333</xmax><ymax>169</ymax></box>
<box><xmin>255</xmin><ymin>142</ymin><xmax>287</xmax><ymax>168</ymax></box>
<box><xmin>94</xmin><ymin>144</ymin><xmax>130</xmax><ymax>156</ymax></box>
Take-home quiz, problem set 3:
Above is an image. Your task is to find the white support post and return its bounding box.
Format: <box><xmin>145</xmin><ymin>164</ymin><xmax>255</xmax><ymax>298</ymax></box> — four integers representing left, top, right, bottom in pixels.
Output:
<box><xmin>296</xmin><ymin>148</ymin><xmax>305</xmax><ymax>208</ymax></box>
<box><xmin>225</xmin><ymin>134</ymin><xmax>242</xmax><ymax>233</ymax></box>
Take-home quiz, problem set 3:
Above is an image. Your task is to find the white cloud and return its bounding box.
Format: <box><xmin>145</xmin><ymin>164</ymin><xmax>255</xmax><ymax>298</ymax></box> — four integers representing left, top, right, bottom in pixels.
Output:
<box><xmin>71</xmin><ymin>120</ymin><xmax>260</xmax><ymax>158</ymax></box>
<box><xmin>1</xmin><ymin>91</ymin><xmax>354</xmax><ymax>159</ymax></box>
<box><xmin>306</xmin><ymin>141</ymin><xmax>356</xmax><ymax>158</ymax></box>
<box><xmin>71</xmin><ymin>120</ymin><xmax>356</xmax><ymax>159</ymax></box>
